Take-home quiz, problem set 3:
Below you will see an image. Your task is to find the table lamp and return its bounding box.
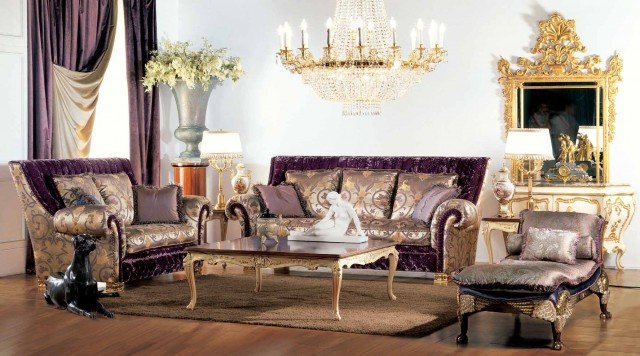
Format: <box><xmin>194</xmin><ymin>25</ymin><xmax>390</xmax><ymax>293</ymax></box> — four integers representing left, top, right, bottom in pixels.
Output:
<box><xmin>504</xmin><ymin>128</ymin><xmax>554</xmax><ymax>211</ymax></box>
<box><xmin>201</xmin><ymin>130</ymin><xmax>243</xmax><ymax>210</ymax></box>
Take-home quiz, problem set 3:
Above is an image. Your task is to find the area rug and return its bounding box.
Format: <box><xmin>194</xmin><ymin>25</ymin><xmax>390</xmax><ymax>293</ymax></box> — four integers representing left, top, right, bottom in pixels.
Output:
<box><xmin>102</xmin><ymin>273</ymin><xmax>458</xmax><ymax>337</ymax></box>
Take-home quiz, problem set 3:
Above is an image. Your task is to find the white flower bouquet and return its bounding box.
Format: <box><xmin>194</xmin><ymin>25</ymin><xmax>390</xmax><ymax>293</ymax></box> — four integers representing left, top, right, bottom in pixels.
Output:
<box><xmin>143</xmin><ymin>39</ymin><xmax>244</xmax><ymax>91</ymax></box>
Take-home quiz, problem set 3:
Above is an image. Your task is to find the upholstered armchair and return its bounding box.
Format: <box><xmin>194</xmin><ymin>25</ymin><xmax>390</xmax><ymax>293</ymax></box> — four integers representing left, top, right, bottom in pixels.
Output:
<box><xmin>10</xmin><ymin>158</ymin><xmax>212</xmax><ymax>290</ymax></box>
<box><xmin>226</xmin><ymin>156</ymin><xmax>488</xmax><ymax>279</ymax></box>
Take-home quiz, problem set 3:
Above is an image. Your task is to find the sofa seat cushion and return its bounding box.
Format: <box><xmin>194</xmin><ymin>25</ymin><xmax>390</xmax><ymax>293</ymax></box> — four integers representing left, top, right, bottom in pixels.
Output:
<box><xmin>126</xmin><ymin>223</ymin><xmax>197</xmax><ymax>254</ymax></box>
<box><xmin>278</xmin><ymin>217</ymin><xmax>430</xmax><ymax>245</ymax></box>
<box><xmin>452</xmin><ymin>257</ymin><xmax>598</xmax><ymax>293</ymax></box>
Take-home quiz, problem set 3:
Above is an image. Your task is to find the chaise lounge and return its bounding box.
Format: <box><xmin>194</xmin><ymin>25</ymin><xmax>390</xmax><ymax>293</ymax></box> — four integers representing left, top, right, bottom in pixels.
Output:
<box><xmin>226</xmin><ymin>155</ymin><xmax>490</xmax><ymax>279</ymax></box>
<box><xmin>452</xmin><ymin>210</ymin><xmax>611</xmax><ymax>350</ymax></box>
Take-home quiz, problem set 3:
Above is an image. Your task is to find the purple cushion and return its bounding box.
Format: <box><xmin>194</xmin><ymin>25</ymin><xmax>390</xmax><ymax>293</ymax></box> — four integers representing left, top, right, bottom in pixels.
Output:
<box><xmin>133</xmin><ymin>185</ymin><xmax>184</xmax><ymax>224</ymax></box>
<box><xmin>411</xmin><ymin>185</ymin><xmax>460</xmax><ymax>223</ymax></box>
<box><xmin>254</xmin><ymin>184</ymin><xmax>305</xmax><ymax>217</ymax></box>
<box><xmin>520</xmin><ymin>227</ymin><xmax>580</xmax><ymax>265</ymax></box>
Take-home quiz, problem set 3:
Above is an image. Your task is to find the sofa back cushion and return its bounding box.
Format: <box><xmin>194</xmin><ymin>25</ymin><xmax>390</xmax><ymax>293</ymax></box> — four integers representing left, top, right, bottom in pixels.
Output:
<box><xmin>340</xmin><ymin>169</ymin><xmax>398</xmax><ymax>219</ymax></box>
<box><xmin>10</xmin><ymin>158</ymin><xmax>136</xmax><ymax>215</ymax></box>
<box><xmin>391</xmin><ymin>172</ymin><xmax>457</xmax><ymax>219</ymax></box>
<box><xmin>93</xmin><ymin>172</ymin><xmax>135</xmax><ymax>225</ymax></box>
<box><xmin>267</xmin><ymin>156</ymin><xmax>489</xmax><ymax>205</ymax></box>
<box><xmin>411</xmin><ymin>185</ymin><xmax>461</xmax><ymax>223</ymax></box>
<box><xmin>285</xmin><ymin>169</ymin><xmax>341</xmax><ymax>217</ymax></box>
<box><xmin>519</xmin><ymin>210</ymin><xmax>605</xmax><ymax>262</ymax></box>
<box><xmin>53</xmin><ymin>174</ymin><xmax>105</xmax><ymax>207</ymax></box>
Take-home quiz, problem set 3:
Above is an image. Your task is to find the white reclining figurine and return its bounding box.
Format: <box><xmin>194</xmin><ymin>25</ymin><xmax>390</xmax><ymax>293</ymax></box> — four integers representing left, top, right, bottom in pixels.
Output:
<box><xmin>295</xmin><ymin>191</ymin><xmax>367</xmax><ymax>242</ymax></box>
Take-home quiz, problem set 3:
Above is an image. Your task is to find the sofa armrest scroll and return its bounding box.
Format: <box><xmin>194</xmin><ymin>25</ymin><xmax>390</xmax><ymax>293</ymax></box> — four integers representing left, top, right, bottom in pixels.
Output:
<box><xmin>182</xmin><ymin>195</ymin><xmax>212</xmax><ymax>244</ymax></box>
<box><xmin>53</xmin><ymin>205</ymin><xmax>118</xmax><ymax>236</ymax></box>
<box><xmin>225</xmin><ymin>193</ymin><xmax>263</xmax><ymax>237</ymax></box>
<box><xmin>430</xmin><ymin>199</ymin><xmax>480</xmax><ymax>275</ymax></box>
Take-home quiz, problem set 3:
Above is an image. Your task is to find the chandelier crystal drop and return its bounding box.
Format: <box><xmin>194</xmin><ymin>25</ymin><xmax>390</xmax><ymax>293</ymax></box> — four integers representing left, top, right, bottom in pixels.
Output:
<box><xmin>277</xmin><ymin>0</ymin><xmax>447</xmax><ymax>116</ymax></box>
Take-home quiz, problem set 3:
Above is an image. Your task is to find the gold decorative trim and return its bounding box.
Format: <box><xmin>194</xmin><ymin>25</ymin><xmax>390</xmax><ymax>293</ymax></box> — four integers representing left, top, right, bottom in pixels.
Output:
<box><xmin>498</xmin><ymin>13</ymin><xmax>622</xmax><ymax>183</ymax></box>
<box><xmin>554</xmin><ymin>197</ymin><xmax>601</xmax><ymax>213</ymax></box>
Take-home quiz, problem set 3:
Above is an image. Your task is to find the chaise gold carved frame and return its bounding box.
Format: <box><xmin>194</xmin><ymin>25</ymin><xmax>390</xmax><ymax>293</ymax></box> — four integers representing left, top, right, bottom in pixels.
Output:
<box><xmin>498</xmin><ymin>13</ymin><xmax>622</xmax><ymax>183</ymax></box>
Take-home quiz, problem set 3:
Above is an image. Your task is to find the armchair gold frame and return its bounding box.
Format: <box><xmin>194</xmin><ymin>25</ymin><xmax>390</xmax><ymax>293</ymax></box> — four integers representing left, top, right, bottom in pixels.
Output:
<box><xmin>498</xmin><ymin>13</ymin><xmax>622</xmax><ymax>184</ymax></box>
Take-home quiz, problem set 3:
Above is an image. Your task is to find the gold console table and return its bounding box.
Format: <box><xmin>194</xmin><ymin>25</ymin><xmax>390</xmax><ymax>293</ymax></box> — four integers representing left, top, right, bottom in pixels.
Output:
<box><xmin>508</xmin><ymin>183</ymin><xmax>635</xmax><ymax>269</ymax></box>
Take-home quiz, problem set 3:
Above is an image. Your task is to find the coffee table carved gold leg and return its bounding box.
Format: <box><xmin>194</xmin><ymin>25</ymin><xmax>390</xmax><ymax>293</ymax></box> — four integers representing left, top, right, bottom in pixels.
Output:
<box><xmin>255</xmin><ymin>267</ymin><xmax>262</xmax><ymax>292</ymax></box>
<box><xmin>388</xmin><ymin>251</ymin><xmax>398</xmax><ymax>301</ymax></box>
<box><xmin>332</xmin><ymin>264</ymin><xmax>343</xmax><ymax>321</ymax></box>
<box><xmin>184</xmin><ymin>253</ymin><xmax>198</xmax><ymax>310</ymax></box>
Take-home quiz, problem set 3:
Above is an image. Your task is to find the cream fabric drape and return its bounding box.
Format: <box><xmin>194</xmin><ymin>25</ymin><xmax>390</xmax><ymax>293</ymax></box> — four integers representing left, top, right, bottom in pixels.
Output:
<box><xmin>51</xmin><ymin>0</ymin><xmax>118</xmax><ymax>159</ymax></box>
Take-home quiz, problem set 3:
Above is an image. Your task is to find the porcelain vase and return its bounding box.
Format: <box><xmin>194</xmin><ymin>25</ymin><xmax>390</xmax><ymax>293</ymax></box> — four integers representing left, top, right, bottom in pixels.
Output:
<box><xmin>493</xmin><ymin>165</ymin><xmax>515</xmax><ymax>218</ymax></box>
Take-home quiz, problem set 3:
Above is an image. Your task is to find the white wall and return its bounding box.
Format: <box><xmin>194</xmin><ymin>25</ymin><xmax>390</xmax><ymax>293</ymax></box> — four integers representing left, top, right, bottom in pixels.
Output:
<box><xmin>0</xmin><ymin>0</ymin><xmax>27</xmax><ymax>276</ymax></box>
<box><xmin>157</xmin><ymin>0</ymin><xmax>640</xmax><ymax>268</ymax></box>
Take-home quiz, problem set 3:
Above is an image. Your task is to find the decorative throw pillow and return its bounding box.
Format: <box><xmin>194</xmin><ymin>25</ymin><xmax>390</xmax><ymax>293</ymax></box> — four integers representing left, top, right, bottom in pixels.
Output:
<box><xmin>410</xmin><ymin>185</ymin><xmax>461</xmax><ymax>223</ymax></box>
<box><xmin>253</xmin><ymin>184</ymin><xmax>306</xmax><ymax>217</ymax></box>
<box><xmin>285</xmin><ymin>169</ymin><xmax>341</xmax><ymax>217</ymax></box>
<box><xmin>391</xmin><ymin>172</ymin><xmax>458</xmax><ymax>219</ymax></box>
<box><xmin>507</xmin><ymin>232</ymin><xmax>595</xmax><ymax>259</ymax></box>
<box><xmin>133</xmin><ymin>184</ymin><xmax>184</xmax><ymax>224</ymax></box>
<box><xmin>340</xmin><ymin>169</ymin><xmax>398</xmax><ymax>219</ymax></box>
<box><xmin>520</xmin><ymin>227</ymin><xmax>580</xmax><ymax>264</ymax></box>
<box><xmin>53</xmin><ymin>174</ymin><xmax>105</xmax><ymax>207</ymax></box>
<box><xmin>93</xmin><ymin>173</ymin><xmax>135</xmax><ymax>225</ymax></box>
<box><xmin>505</xmin><ymin>233</ymin><xmax>524</xmax><ymax>255</ymax></box>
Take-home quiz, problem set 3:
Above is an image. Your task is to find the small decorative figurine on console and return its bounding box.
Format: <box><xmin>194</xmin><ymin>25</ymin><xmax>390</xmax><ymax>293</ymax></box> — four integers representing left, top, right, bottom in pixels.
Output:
<box><xmin>44</xmin><ymin>234</ymin><xmax>119</xmax><ymax>319</ymax></box>
<box><xmin>290</xmin><ymin>191</ymin><xmax>367</xmax><ymax>243</ymax></box>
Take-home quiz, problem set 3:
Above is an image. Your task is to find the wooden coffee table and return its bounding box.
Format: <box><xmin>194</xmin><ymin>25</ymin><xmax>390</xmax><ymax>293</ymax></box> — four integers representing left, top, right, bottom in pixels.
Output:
<box><xmin>183</xmin><ymin>236</ymin><xmax>399</xmax><ymax>320</ymax></box>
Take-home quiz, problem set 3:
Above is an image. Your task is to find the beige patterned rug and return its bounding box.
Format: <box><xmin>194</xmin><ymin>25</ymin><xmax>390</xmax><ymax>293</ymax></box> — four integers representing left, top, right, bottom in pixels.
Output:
<box><xmin>102</xmin><ymin>273</ymin><xmax>458</xmax><ymax>337</ymax></box>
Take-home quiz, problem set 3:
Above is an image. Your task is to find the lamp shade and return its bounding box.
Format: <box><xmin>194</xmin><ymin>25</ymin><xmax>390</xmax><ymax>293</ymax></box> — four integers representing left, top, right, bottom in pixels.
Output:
<box><xmin>200</xmin><ymin>130</ymin><xmax>243</xmax><ymax>158</ymax></box>
<box><xmin>504</xmin><ymin>128</ymin><xmax>554</xmax><ymax>160</ymax></box>
<box><xmin>578</xmin><ymin>126</ymin><xmax>604</xmax><ymax>151</ymax></box>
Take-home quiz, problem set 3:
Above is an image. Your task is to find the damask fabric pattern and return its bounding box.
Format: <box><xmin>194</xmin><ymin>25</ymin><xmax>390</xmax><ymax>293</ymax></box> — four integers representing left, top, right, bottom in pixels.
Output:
<box><xmin>226</xmin><ymin>193</ymin><xmax>263</xmax><ymax>237</ymax></box>
<box><xmin>53</xmin><ymin>205</ymin><xmax>115</xmax><ymax>236</ymax></box>
<box><xmin>53</xmin><ymin>174</ymin><xmax>105</xmax><ymax>207</ymax></box>
<box><xmin>508</xmin><ymin>232</ymin><xmax>595</xmax><ymax>260</ymax></box>
<box><xmin>391</xmin><ymin>173</ymin><xmax>457</xmax><ymax>219</ymax></box>
<box><xmin>93</xmin><ymin>172</ymin><xmax>135</xmax><ymax>225</ymax></box>
<box><xmin>277</xmin><ymin>217</ymin><xmax>431</xmax><ymax>244</ymax></box>
<box><xmin>285</xmin><ymin>169</ymin><xmax>341</xmax><ymax>217</ymax></box>
<box><xmin>521</xmin><ymin>228</ymin><xmax>580</xmax><ymax>264</ymax></box>
<box><xmin>340</xmin><ymin>170</ymin><xmax>398</xmax><ymax>219</ymax></box>
<box><xmin>182</xmin><ymin>195</ymin><xmax>212</xmax><ymax>239</ymax></box>
<box><xmin>506</xmin><ymin>233</ymin><xmax>524</xmax><ymax>255</ymax></box>
<box><xmin>126</xmin><ymin>224</ymin><xmax>198</xmax><ymax>254</ymax></box>
<box><xmin>452</xmin><ymin>257</ymin><xmax>598</xmax><ymax>293</ymax></box>
<box><xmin>430</xmin><ymin>199</ymin><xmax>480</xmax><ymax>274</ymax></box>
<box><xmin>10</xmin><ymin>164</ymin><xmax>120</xmax><ymax>284</ymax></box>
<box><xmin>519</xmin><ymin>210</ymin><xmax>605</xmax><ymax>262</ymax></box>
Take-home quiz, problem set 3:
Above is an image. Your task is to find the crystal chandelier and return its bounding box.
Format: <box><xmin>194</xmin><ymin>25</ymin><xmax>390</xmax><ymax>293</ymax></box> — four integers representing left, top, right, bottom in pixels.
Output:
<box><xmin>276</xmin><ymin>0</ymin><xmax>447</xmax><ymax>116</ymax></box>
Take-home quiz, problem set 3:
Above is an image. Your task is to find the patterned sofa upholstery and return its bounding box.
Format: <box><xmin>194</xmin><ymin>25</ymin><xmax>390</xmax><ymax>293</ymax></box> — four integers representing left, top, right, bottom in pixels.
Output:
<box><xmin>9</xmin><ymin>158</ymin><xmax>212</xmax><ymax>290</ymax></box>
<box><xmin>226</xmin><ymin>156</ymin><xmax>490</xmax><ymax>277</ymax></box>
<box><xmin>452</xmin><ymin>210</ymin><xmax>610</xmax><ymax>351</ymax></box>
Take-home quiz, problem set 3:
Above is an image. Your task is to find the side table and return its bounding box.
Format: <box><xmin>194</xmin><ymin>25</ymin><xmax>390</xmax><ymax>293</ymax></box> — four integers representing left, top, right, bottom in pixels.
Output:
<box><xmin>208</xmin><ymin>209</ymin><xmax>228</xmax><ymax>242</ymax></box>
<box><xmin>480</xmin><ymin>217</ymin><xmax>520</xmax><ymax>264</ymax></box>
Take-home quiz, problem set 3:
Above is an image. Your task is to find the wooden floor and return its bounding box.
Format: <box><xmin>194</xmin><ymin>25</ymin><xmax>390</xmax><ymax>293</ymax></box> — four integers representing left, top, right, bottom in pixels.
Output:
<box><xmin>0</xmin><ymin>267</ymin><xmax>639</xmax><ymax>356</ymax></box>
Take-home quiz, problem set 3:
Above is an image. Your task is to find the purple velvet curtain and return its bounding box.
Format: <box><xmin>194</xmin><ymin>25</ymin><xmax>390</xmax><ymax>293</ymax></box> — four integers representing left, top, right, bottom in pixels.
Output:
<box><xmin>123</xmin><ymin>0</ymin><xmax>160</xmax><ymax>185</ymax></box>
<box><xmin>27</xmin><ymin>0</ymin><xmax>115</xmax><ymax>274</ymax></box>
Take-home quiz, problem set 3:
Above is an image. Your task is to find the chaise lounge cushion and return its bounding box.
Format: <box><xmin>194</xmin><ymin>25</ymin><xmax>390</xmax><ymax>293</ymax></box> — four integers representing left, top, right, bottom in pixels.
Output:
<box><xmin>452</xmin><ymin>256</ymin><xmax>598</xmax><ymax>293</ymax></box>
<box><xmin>126</xmin><ymin>223</ymin><xmax>197</xmax><ymax>254</ymax></box>
<box><xmin>285</xmin><ymin>169</ymin><xmax>341</xmax><ymax>217</ymax></box>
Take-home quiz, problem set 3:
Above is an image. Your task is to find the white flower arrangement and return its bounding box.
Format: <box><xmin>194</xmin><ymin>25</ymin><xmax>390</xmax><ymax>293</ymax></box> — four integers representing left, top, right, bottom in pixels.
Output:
<box><xmin>143</xmin><ymin>39</ymin><xmax>244</xmax><ymax>91</ymax></box>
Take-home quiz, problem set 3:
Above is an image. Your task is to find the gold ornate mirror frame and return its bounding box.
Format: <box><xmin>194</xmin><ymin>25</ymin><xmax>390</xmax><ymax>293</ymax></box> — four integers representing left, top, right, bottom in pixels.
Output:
<box><xmin>498</xmin><ymin>13</ymin><xmax>622</xmax><ymax>183</ymax></box>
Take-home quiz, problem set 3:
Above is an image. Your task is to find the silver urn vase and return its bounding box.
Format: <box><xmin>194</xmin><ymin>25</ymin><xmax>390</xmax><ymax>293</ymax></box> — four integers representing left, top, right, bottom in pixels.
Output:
<box><xmin>171</xmin><ymin>79</ymin><xmax>220</xmax><ymax>162</ymax></box>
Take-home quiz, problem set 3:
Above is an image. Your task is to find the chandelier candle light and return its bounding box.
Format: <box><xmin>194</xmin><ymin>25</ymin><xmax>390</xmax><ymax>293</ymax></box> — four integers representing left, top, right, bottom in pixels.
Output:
<box><xmin>200</xmin><ymin>130</ymin><xmax>243</xmax><ymax>210</ymax></box>
<box><xmin>276</xmin><ymin>0</ymin><xmax>447</xmax><ymax>116</ymax></box>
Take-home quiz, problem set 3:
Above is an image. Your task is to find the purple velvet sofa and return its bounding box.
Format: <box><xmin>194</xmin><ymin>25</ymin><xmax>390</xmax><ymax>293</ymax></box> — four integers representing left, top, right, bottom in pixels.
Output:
<box><xmin>226</xmin><ymin>156</ymin><xmax>490</xmax><ymax>279</ymax></box>
<box><xmin>9</xmin><ymin>158</ymin><xmax>212</xmax><ymax>290</ymax></box>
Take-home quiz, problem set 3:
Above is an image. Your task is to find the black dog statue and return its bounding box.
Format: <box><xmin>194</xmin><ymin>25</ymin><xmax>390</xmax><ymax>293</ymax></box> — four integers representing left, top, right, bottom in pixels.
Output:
<box><xmin>44</xmin><ymin>234</ymin><xmax>118</xmax><ymax>319</ymax></box>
